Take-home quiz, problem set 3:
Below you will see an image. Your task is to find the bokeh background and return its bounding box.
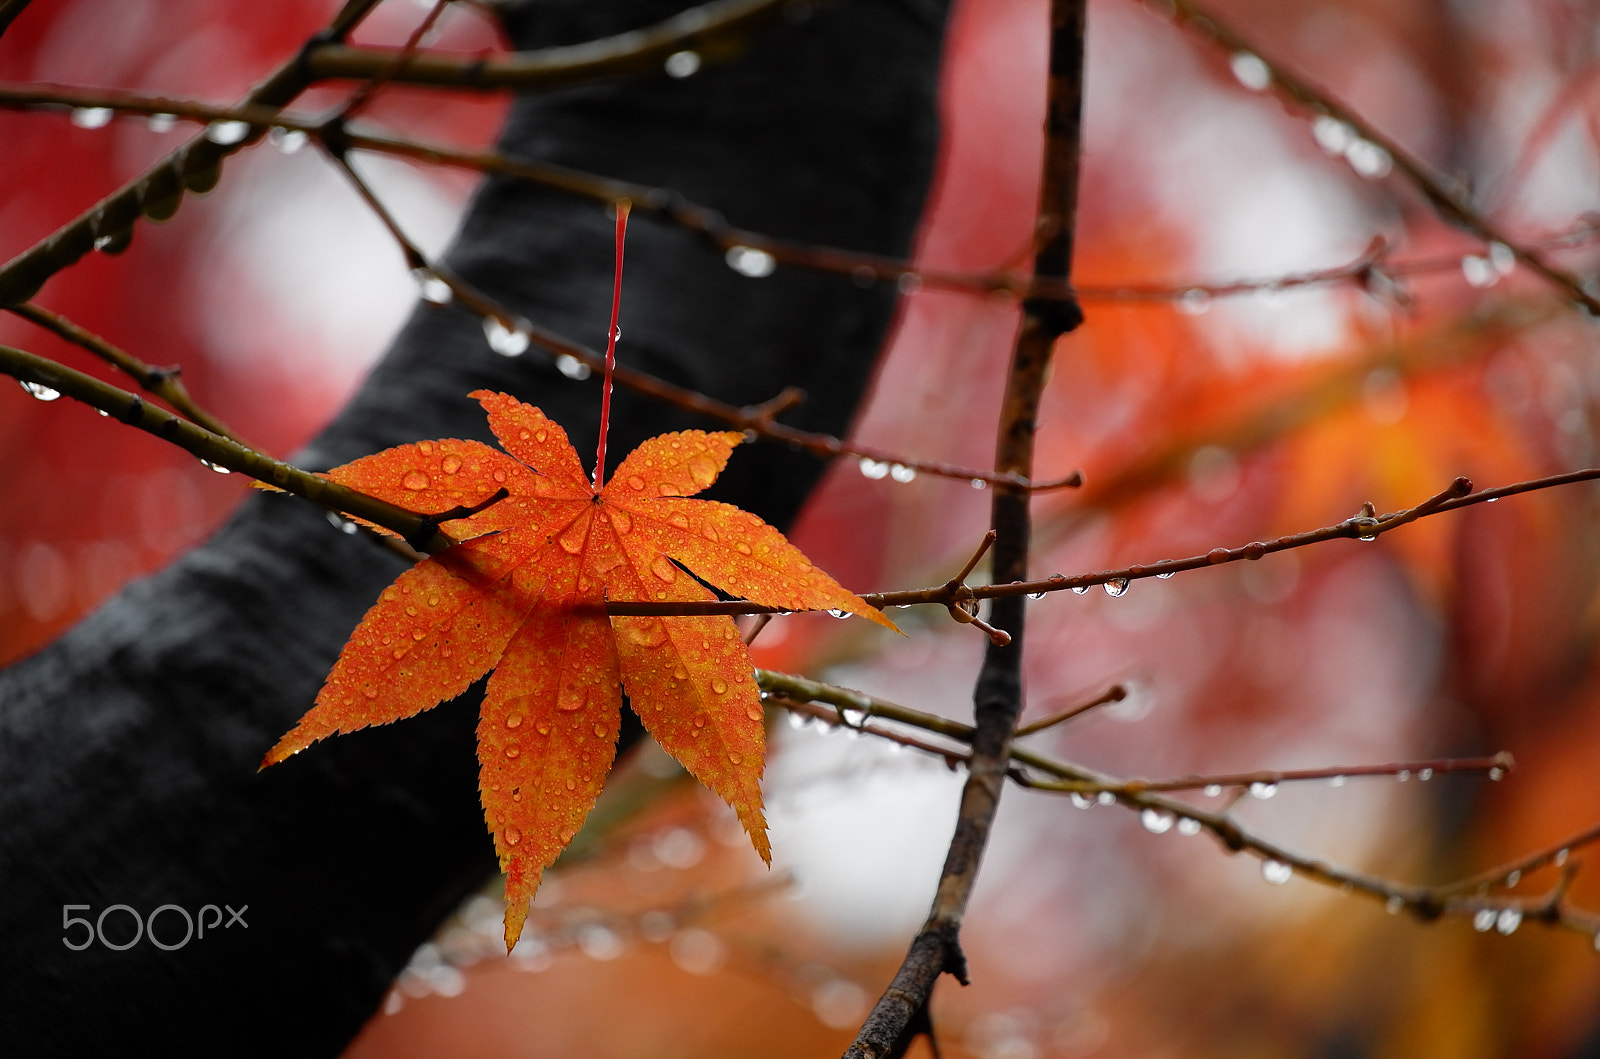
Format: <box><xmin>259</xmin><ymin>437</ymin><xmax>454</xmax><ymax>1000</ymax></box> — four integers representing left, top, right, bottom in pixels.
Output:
<box><xmin>5</xmin><ymin>0</ymin><xmax>1600</xmax><ymax>1055</ymax></box>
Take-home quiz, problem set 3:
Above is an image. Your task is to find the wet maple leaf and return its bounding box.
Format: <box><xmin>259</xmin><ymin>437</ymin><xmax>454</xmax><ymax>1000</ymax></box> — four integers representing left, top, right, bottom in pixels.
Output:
<box><xmin>262</xmin><ymin>389</ymin><xmax>894</xmax><ymax>948</ymax></box>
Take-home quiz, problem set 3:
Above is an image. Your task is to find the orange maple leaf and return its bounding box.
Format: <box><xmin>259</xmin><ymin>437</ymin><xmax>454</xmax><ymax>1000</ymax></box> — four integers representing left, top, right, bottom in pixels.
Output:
<box><xmin>262</xmin><ymin>389</ymin><xmax>894</xmax><ymax>948</ymax></box>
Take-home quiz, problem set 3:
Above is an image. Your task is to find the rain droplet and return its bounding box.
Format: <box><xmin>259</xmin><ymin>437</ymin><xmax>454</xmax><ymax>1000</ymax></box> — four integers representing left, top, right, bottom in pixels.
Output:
<box><xmin>440</xmin><ymin>455</ymin><xmax>463</xmax><ymax>476</ymax></box>
<box><xmin>1070</xmin><ymin>792</ymin><xmax>1093</xmax><ymax>809</ymax></box>
<box><xmin>1229</xmin><ymin>52</ymin><xmax>1271</xmax><ymax>91</ymax></box>
<box><xmin>650</xmin><ymin>556</ymin><xmax>677</xmax><ymax>583</ymax></box>
<box><xmin>745</xmin><ymin>705</ymin><xmax>763</xmax><ymax>721</ymax></box>
<box><xmin>663</xmin><ymin>49</ymin><xmax>701</xmax><ymax>78</ymax></box>
<box><xmin>1351</xmin><ymin>517</ymin><xmax>1380</xmax><ymax>541</ymax></box>
<box><xmin>1261</xmin><ymin>860</ymin><xmax>1292</xmax><ymax>885</ymax></box>
<box><xmin>506</xmin><ymin>713</ymin><xmax>523</xmax><ymax>729</ymax></box>
<box><xmin>1461</xmin><ymin>255</ymin><xmax>1498</xmax><ymax>288</ymax></box>
<box><xmin>1103</xmin><ymin>578</ymin><xmax>1129</xmax><ymax>597</ymax></box>
<box><xmin>504</xmin><ymin>828</ymin><xmax>521</xmax><ymax>846</ymax></box>
<box><xmin>1495</xmin><ymin>908</ymin><xmax>1521</xmax><ymax>934</ymax></box>
<box><xmin>1312</xmin><ymin>115</ymin><xmax>1354</xmax><ymax>155</ymax></box>
<box><xmin>1386</xmin><ymin>895</ymin><xmax>1405</xmax><ymax>915</ymax></box>
<box><xmin>1346</xmin><ymin>139</ymin><xmax>1393</xmax><ymax>179</ymax></box>
<box><xmin>1488</xmin><ymin>242</ymin><xmax>1516</xmax><ymax>276</ymax></box>
<box><xmin>1176</xmin><ymin>817</ymin><xmax>1202</xmax><ymax>836</ymax></box>
<box><xmin>1417</xmin><ymin>768</ymin><xmax>1433</xmax><ymax>781</ymax></box>
<box><xmin>1473</xmin><ymin>908</ymin><xmax>1497</xmax><ymax>932</ymax></box>
<box><xmin>504</xmin><ymin>745</ymin><xmax>520</xmax><ymax>758</ymax></box>
<box><xmin>1156</xmin><ymin>570</ymin><xmax>1175</xmax><ymax>579</ymax></box>
<box><xmin>735</xmin><ymin>541</ymin><xmax>752</xmax><ymax>555</ymax></box>
<box><xmin>1140</xmin><ymin>808</ymin><xmax>1174</xmax><ymax>834</ymax></box>
<box><xmin>205</xmin><ymin>120</ymin><xmax>251</xmax><ymax>145</ymax></box>
<box><xmin>1248</xmin><ymin>781</ymin><xmax>1278</xmax><ymax>799</ymax></box>
<box><xmin>363</xmin><ymin>686</ymin><xmax>379</xmax><ymax>699</ymax></box>
<box><xmin>1071</xmin><ymin>586</ymin><xmax>1088</xmax><ymax>595</ymax></box>
<box><xmin>1488</xmin><ymin>766</ymin><xmax>1505</xmax><ymax>781</ymax></box>
<box><xmin>1328</xmin><ymin>775</ymin><xmax>1347</xmax><ymax>787</ymax></box>
<box><xmin>1177</xmin><ymin>288</ymin><xmax>1212</xmax><ymax>315</ymax></box>
<box><xmin>1506</xmin><ymin>870</ymin><xmax>1521</xmax><ymax>887</ymax></box>
<box><xmin>555</xmin><ymin>354</ymin><xmax>592</xmax><ymax>380</ymax></box>
<box><xmin>1096</xmin><ymin>791</ymin><xmax>1115</xmax><ymax>806</ymax></box>
<box><xmin>858</xmin><ymin>457</ymin><xmax>889</xmax><ymax>480</ymax></box>
<box><xmin>970</xmin><ymin>478</ymin><xmax>987</xmax><ymax>490</ymax></box>
<box><xmin>19</xmin><ymin>380</ymin><xmax>61</xmax><ymax>401</ymax></box>
<box><xmin>827</xmin><ymin>609</ymin><xmax>849</xmax><ymax>619</ymax></box>
<box><xmin>725</xmin><ymin>245</ymin><xmax>777</xmax><ymax>278</ymax></box>
<box><xmin>1203</xmin><ymin>784</ymin><xmax>1223</xmax><ymax>797</ymax></box>
<box><xmin>411</xmin><ymin>268</ymin><xmax>453</xmax><ymax>305</ymax></box>
<box><xmin>787</xmin><ymin>712</ymin><xmax>810</xmax><ymax>730</ymax></box>
<box><xmin>483</xmin><ymin>316</ymin><xmax>531</xmax><ymax>357</ymax></box>
<box><xmin>402</xmin><ymin>470</ymin><xmax>430</xmax><ymax>490</ymax></box>
<box><xmin>728</xmin><ymin>751</ymin><xmax>743</xmax><ymax>764</ymax></box>
<box><xmin>145</xmin><ymin>112</ymin><xmax>177</xmax><ymax>133</ymax></box>
<box><xmin>711</xmin><ymin>679</ymin><xmax>727</xmax><ymax>694</ymax></box>
<box><xmin>71</xmin><ymin>107</ymin><xmax>114</xmax><ymax>129</ymax></box>
<box><xmin>1027</xmin><ymin>592</ymin><xmax>1045</xmax><ymax>600</ymax></box>
<box><xmin>1397</xmin><ymin>769</ymin><xmax>1411</xmax><ymax>782</ymax></box>
<box><xmin>269</xmin><ymin>126</ymin><xmax>307</xmax><ymax>153</ymax></box>
<box><xmin>888</xmin><ymin>463</ymin><xmax>917</xmax><ymax>483</ymax></box>
<box><xmin>1556</xmin><ymin>848</ymin><xmax>1570</xmax><ymax>866</ymax></box>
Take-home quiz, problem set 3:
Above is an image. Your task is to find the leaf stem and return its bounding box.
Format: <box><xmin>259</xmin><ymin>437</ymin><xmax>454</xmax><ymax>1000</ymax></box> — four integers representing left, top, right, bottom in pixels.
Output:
<box><xmin>594</xmin><ymin>200</ymin><xmax>630</xmax><ymax>491</ymax></box>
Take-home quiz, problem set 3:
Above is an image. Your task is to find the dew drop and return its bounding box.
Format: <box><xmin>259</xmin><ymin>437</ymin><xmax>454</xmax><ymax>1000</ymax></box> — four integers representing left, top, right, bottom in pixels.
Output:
<box><xmin>1488</xmin><ymin>766</ymin><xmax>1505</xmax><ymax>781</ymax></box>
<box><xmin>555</xmin><ymin>354</ymin><xmax>592</xmax><ymax>380</ymax></box>
<box><xmin>1070</xmin><ymin>792</ymin><xmax>1093</xmax><ymax>810</ymax></box>
<box><xmin>19</xmin><ymin>380</ymin><xmax>61</xmax><ymax>401</ymax></box>
<box><xmin>1261</xmin><ymin>860</ymin><xmax>1292</xmax><ymax>885</ymax></box>
<box><xmin>1140</xmin><ymin>808</ymin><xmax>1174</xmax><ymax>834</ymax></box>
<box><xmin>1096</xmin><ymin>791</ymin><xmax>1115</xmax><ymax>806</ymax></box>
<box><xmin>1248</xmin><ymin>781</ymin><xmax>1278</xmax><ymax>800</ymax></box>
<box><xmin>1312</xmin><ymin>115</ymin><xmax>1354</xmax><ymax>155</ymax></box>
<box><xmin>663</xmin><ymin>48</ymin><xmax>701</xmax><ymax>78</ymax></box>
<box><xmin>1156</xmin><ymin>570</ymin><xmax>1175</xmax><ymax>579</ymax></box>
<box><xmin>565</xmin><ymin>778</ymin><xmax>576</xmax><ymax>791</ymax></box>
<box><xmin>206</xmin><ymin>120</ymin><xmax>251</xmax><ymax>145</ymax></box>
<box><xmin>1556</xmin><ymin>848</ymin><xmax>1571</xmax><ymax>866</ymax></box>
<box><xmin>1229</xmin><ymin>51</ymin><xmax>1271</xmax><ymax>91</ymax></box>
<box><xmin>1386</xmin><ymin>895</ymin><xmax>1405</xmax><ymax>915</ymax></box>
<box><xmin>71</xmin><ymin>107</ymin><xmax>114</xmax><ymax>129</ymax></box>
<box><xmin>506</xmin><ymin>713</ymin><xmax>523</xmax><ymax>729</ymax></box>
<box><xmin>1346</xmin><ymin>139</ymin><xmax>1393</xmax><ymax>179</ymax></box>
<box><xmin>1103</xmin><ymin>578</ymin><xmax>1129</xmax><ymax>597</ymax></box>
<box><xmin>650</xmin><ymin>556</ymin><xmax>678</xmax><ymax>583</ymax></box>
<box><xmin>787</xmin><ymin>712</ymin><xmax>810</xmax><ymax>731</ymax></box>
<box><xmin>1071</xmin><ymin>586</ymin><xmax>1088</xmax><ymax>595</ymax></box>
<box><xmin>746</xmin><ymin>705</ymin><xmax>763</xmax><ymax>721</ymax></box>
<box><xmin>411</xmin><ymin>268</ymin><xmax>454</xmax><ymax>306</ymax></box>
<box><xmin>970</xmin><ymin>478</ymin><xmax>987</xmax><ymax>490</ymax></box>
<box><xmin>1418</xmin><ymin>768</ymin><xmax>1433</xmax><ymax>782</ymax></box>
<box><xmin>889</xmin><ymin>463</ymin><xmax>917</xmax><ymax>483</ymax></box>
<box><xmin>858</xmin><ymin>457</ymin><xmax>889</xmax><ymax>480</ymax></box>
<box><xmin>504</xmin><ymin>745</ymin><xmax>520</xmax><ymax>758</ymax></box>
<box><xmin>1495</xmin><ymin>908</ymin><xmax>1522</xmax><ymax>934</ymax></box>
<box><xmin>1177</xmin><ymin>288</ymin><xmax>1212</xmax><ymax>315</ymax></box>
<box><xmin>363</xmin><ymin>686</ymin><xmax>379</xmax><ymax>699</ymax></box>
<box><xmin>1461</xmin><ymin>255</ymin><xmax>1498</xmax><ymax>288</ymax></box>
<box><xmin>1351</xmin><ymin>517</ymin><xmax>1380</xmax><ymax>541</ymax></box>
<box><xmin>504</xmin><ymin>828</ymin><xmax>521</xmax><ymax>846</ymax></box>
<box><xmin>1506</xmin><ymin>870</ymin><xmax>1521</xmax><ymax>887</ymax></box>
<box><xmin>1176</xmin><ymin>817</ymin><xmax>1202</xmax><ymax>836</ymax></box>
<box><xmin>1397</xmin><ymin>769</ymin><xmax>1411</xmax><ymax>782</ymax></box>
<box><xmin>200</xmin><ymin>459</ymin><xmax>232</xmax><ymax>474</ymax></box>
<box><xmin>269</xmin><ymin>126</ymin><xmax>307</xmax><ymax>153</ymax></box>
<box><xmin>145</xmin><ymin>112</ymin><xmax>177</xmax><ymax>133</ymax></box>
<box><xmin>1328</xmin><ymin>775</ymin><xmax>1347</xmax><ymax>788</ymax></box>
<box><xmin>725</xmin><ymin>245</ymin><xmax>777</xmax><ymax>278</ymax></box>
<box><xmin>728</xmin><ymin>751</ymin><xmax>743</xmax><ymax>764</ymax></box>
<box><xmin>441</xmin><ymin>454</ymin><xmax>463</xmax><ymax>475</ymax></box>
<box><xmin>1473</xmin><ymin>908</ymin><xmax>1497</xmax><ymax>932</ymax></box>
<box><xmin>483</xmin><ymin>316</ymin><xmax>531</xmax><ymax>357</ymax></box>
<box><xmin>1027</xmin><ymin>592</ymin><xmax>1045</xmax><ymax>600</ymax></box>
<box><xmin>1203</xmin><ymin>784</ymin><xmax>1223</xmax><ymax>797</ymax></box>
<box><xmin>827</xmin><ymin>609</ymin><xmax>849</xmax><ymax>619</ymax></box>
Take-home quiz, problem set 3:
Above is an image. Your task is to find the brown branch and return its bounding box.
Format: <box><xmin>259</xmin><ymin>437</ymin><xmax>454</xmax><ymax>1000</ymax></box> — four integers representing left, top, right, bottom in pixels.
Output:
<box><xmin>302</xmin><ymin>0</ymin><xmax>800</xmax><ymax>90</ymax></box>
<box><xmin>845</xmin><ymin>2</ymin><xmax>1087</xmax><ymax>1055</ymax></box>
<box><xmin>0</xmin><ymin>343</ymin><xmax>455</xmax><ymax>553</ymax></box>
<box><xmin>0</xmin><ymin>0</ymin><xmax>387</xmax><ymax>307</ymax></box>
<box><xmin>5</xmin><ymin>302</ymin><xmax>242</xmax><ymax>442</ymax></box>
<box><xmin>1145</xmin><ymin>0</ymin><xmax>1600</xmax><ymax>318</ymax></box>
<box><xmin>763</xmin><ymin>672</ymin><xmax>1600</xmax><ymax>945</ymax></box>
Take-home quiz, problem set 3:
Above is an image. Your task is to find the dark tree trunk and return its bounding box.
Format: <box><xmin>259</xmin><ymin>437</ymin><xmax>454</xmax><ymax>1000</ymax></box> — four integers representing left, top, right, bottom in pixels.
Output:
<box><xmin>0</xmin><ymin>1</ymin><xmax>950</xmax><ymax>1053</ymax></box>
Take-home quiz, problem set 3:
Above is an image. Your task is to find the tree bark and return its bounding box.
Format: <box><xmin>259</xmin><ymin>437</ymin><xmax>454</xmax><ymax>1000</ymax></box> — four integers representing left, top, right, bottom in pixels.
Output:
<box><xmin>0</xmin><ymin>1</ymin><xmax>951</xmax><ymax>1053</ymax></box>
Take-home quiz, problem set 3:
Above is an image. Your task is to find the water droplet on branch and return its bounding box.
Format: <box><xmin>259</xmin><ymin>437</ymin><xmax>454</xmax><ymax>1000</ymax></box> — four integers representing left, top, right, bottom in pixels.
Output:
<box><xmin>1261</xmin><ymin>860</ymin><xmax>1292</xmax><ymax>885</ymax></box>
<box><xmin>663</xmin><ymin>50</ymin><xmax>701</xmax><ymax>78</ymax></box>
<box><xmin>1229</xmin><ymin>52</ymin><xmax>1271</xmax><ymax>91</ymax></box>
<box><xmin>205</xmin><ymin>120</ymin><xmax>251</xmax><ymax>145</ymax></box>
<box><xmin>725</xmin><ymin>246</ymin><xmax>776</xmax><ymax>278</ymax></box>
<box><xmin>1248</xmin><ymin>781</ymin><xmax>1278</xmax><ymax>799</ymax></box>
<box><xmin>1140</xmin><ymin>808</ymin><xmax>1174</xmax><ymax>834</ymax></box>
<box><xmin>71</xmin><ymin>107</ymin><xmax>113</xmax><ymax>129</ymax></box>
<box><xmin>858</xmin><ymin>457</ymin><xmax>889</xmax><ymax>480</ymax></box>
<box><xmin>19</xmin><ymin>380</ymin><xmax>61</xmax><ymax>401</ymax></box>
<box><xmin>146</xmin><ymin>113</ymin><xmax>176</xmax><ymax>133</ymax></box>
<box><xmin>555</xmin><ymin>354</ymin><xmax>591</xmax><ymax>380</ymax></box>
<box><xmin>269</xmin><ymin>127</ymin><xmax>307</xmax><ymax>153</ymax></box>
<box><xmin>1103</xmin><ymin>578</ymin><xmax>1129</xmax><ymax>597</ymax></box>
<box><xmin>484</xmin><ymin>317</ymin><xmax>531</xmax><ymax>357</ymax></box>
